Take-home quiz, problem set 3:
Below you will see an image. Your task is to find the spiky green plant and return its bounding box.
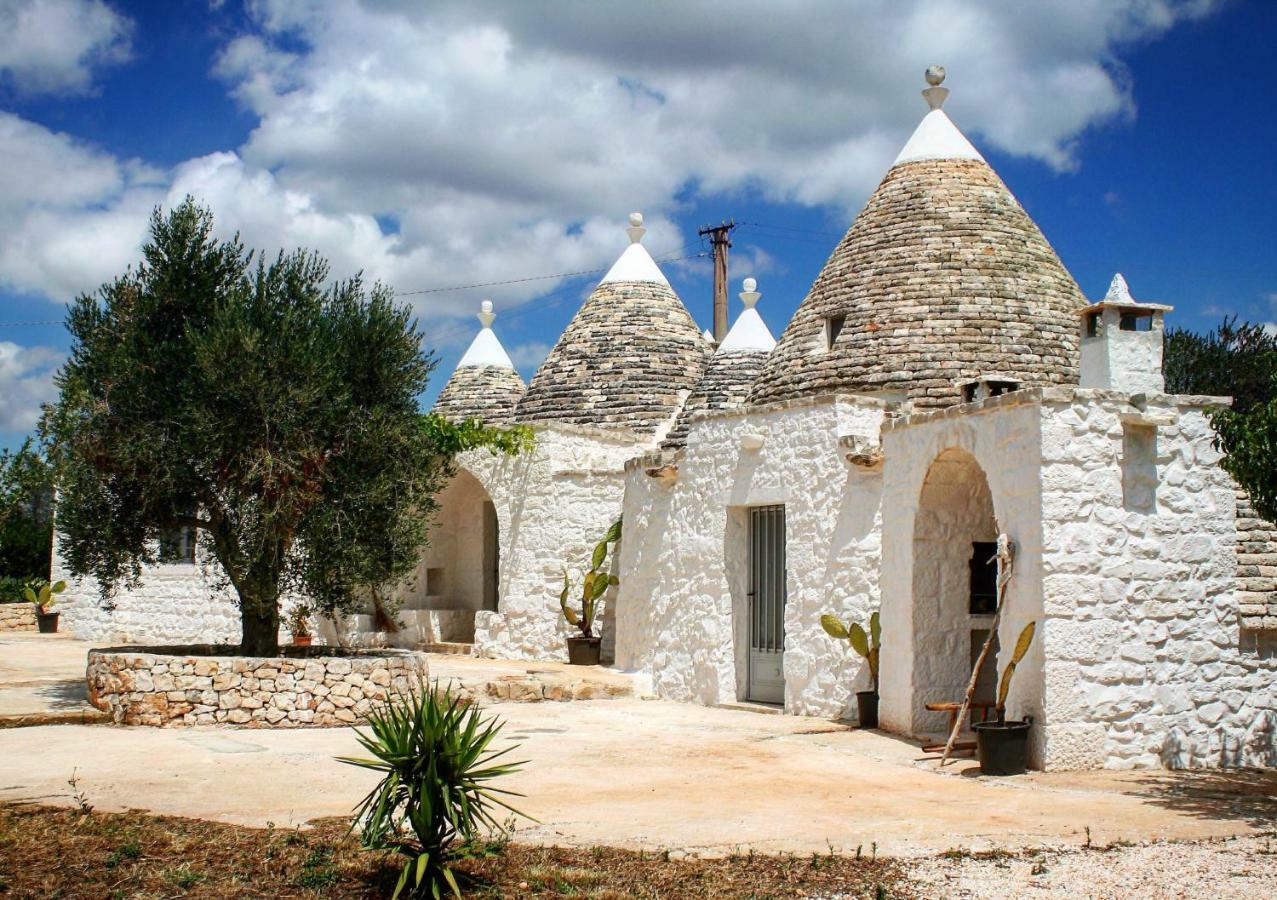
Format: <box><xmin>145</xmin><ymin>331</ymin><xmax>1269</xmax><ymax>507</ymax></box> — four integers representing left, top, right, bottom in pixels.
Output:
<box><xmin>996</xmin><ymin>621</ymin><xmax>1036</xmax><ymax>723</ymax></box>
<box><xmin>338</xmin><ymin>684</ymin><xmax>526</xmax><ymax>899</ymax></box>
<box><xmin>559</xmin><ymin>518</ymin><xmax>622</xmax><ymax>637</ymax></box>
<box><xmin>821</xmin><ymin>610</ymin><xmax>881</xmax><ymax>692</ymax></box>
<box><xmin>23</xmin><ymin>579</ymin><xmax>66</xmax><ymax>614</ymax></box>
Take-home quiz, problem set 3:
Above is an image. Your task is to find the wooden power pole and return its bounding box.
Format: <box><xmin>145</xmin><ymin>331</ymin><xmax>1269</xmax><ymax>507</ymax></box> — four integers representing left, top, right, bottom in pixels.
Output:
<box><xmin>698</xmin><ymin>220</ymin><xmax>735</xmax><ymax>341</ymax></box>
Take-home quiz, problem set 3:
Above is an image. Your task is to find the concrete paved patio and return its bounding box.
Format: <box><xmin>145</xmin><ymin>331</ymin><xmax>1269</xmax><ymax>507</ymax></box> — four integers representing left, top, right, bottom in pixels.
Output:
<box><xmin>1</xmin><ymin>633</ymin><xmax>1275</xmax><ymax>857</ymax></box>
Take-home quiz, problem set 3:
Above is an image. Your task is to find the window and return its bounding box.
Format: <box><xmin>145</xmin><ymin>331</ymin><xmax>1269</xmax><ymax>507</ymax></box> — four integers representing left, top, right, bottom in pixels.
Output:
<box><xmin>158</xmin><ymin>524</ymin><xmax>197</xmax><ymax>564</ymax></box>
<box><xmin>986</xmin><ymin>380</ymin><xmax>1019</xmax><ymax>397</ymax></box>
<box><xmin>1085</xmin><ymin>312</ymin><xmax>1100</xmax><ymax>337</ymax></box>
<box><xmin>824</xmin><ymin>314</ymin><xmax>845</xmax><ymax>350</ymax></box>
<box><xmin>962</xmin><ymin>383</ymin><xmax>979</xmax><ymax>403</ymax></box>
<box><xmin>969</xmin><ymin>541</ymin><xmax>998</xmax><ymax>615</ymax></box>
<box><xmin>1119</xmin><ymin>311</ymin><xmax>1152</xmax><ymax>332</ymax></box>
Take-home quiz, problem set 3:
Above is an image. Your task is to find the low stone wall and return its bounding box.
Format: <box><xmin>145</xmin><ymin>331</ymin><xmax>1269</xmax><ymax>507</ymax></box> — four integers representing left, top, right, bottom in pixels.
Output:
<box><xmin>87</xmin><ymin>646</ymin><xmax>427</xmax><ymax>727</ymax></box>
<box><xmin>0</xmin><ymin>602</ymin><xmax>37</xmax><ymax>632</ymax></box>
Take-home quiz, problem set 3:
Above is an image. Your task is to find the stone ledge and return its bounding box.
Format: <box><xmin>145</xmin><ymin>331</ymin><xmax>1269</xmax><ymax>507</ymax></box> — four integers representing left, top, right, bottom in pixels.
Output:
<box><xmin>86</xmin><ymin>646</ymin><xmax>427</xmax><ymax>728</ymax></box>
<box><xmin>0</xmin><ymin>602</ymin><xmax>37</xmax><ymax>632</ymax></box>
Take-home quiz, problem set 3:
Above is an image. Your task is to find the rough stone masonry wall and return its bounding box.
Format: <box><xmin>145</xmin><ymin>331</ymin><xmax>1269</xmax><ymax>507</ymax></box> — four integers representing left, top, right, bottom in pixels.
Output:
<box><xmin>465</xmin><ymin>424</ymin><xmax>649</xmax><ymax>662</ymax></box>
<box><xmin>1236</xmin><ymin>489</ymin><xmax>1277</xmax><ymax>632</ymax></box>
<box><xmin>616</xmin><ymin>396</ymin><xmax>889</xmax><ymax>717</ymax></box>
<box><xmin>0</xmin><ymin>602</ymin><xmax>36</xmax><ymax>631</ymax></box>
<box><xmin>1037</xmin><ymin>390</ymin><xmax>1277</xmax><ymax>769</ymax></box>
<box><xmin>87</xmin><ymin>648</ymin><xmax>426</xmax><ymax>727</ymax></box>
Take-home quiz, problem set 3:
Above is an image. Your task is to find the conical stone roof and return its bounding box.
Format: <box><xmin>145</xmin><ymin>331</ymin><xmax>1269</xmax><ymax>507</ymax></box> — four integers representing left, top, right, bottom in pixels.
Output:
<box><xmin>432</xmin><ymin>300</ymin><xmax>526</xmax><ymax>425</ymax></box>
<box><xmin>663</xmin><ymin>279</ymin><xmax>775</xmax><ymax>450</ymax></box>
<box><xmin>750</xmin><ymin>70</ymin><xmax>1085</xmax><ymax>409</ymax></box>
<box><xmin>515</xmin><ymin>214</ymin><xmax>709</xmax><ymax>435</ymax></box>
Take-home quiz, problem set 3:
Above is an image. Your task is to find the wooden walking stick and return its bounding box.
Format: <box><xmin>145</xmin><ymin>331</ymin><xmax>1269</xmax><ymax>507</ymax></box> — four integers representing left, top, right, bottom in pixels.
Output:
<box><xmin>939</xmin><ymin>534</ymin><xmax>1016</xmax><ymax>766</ymax></box>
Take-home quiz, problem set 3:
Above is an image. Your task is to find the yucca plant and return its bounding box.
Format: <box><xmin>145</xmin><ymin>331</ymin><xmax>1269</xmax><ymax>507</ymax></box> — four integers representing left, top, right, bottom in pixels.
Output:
<box><xmin>23</xmin><ymin>579</ymin><xmax>66</xmax><ymax>614</ymax></box>
<box><xmin>821</xmin><ymin>610</ymin><xmax>881</xmax><ymax>692</ymax></box>
<box><xmin>995</xmin><ymin>621</ymin><xmax>1036</xmax><ymax>724</ymax></box>
<box><xmin>559</xmin><ymin>518</ymin><xmax>622</xmax><ymax>637</ymax></box>
<box><xmin>338</xmin><ymin>684</ymin><xmax>526</xmax><ymax>899</ymax></box>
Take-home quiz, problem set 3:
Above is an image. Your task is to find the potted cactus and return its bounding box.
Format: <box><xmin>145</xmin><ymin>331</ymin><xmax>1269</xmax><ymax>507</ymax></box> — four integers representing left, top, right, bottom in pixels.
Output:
<box><xmin>972</xmin><ymin>621</ymin><xmax>1036</xmax><ymax>775</ymax></box>
<box><xmin>24</xmin><ymin>579</ymin><xmax>67</xmax><ymax>633</ymax></box>
<box><xmin>821</xmin><ymin>610</ymin><xmax>881</xmax><ymax>728</ymax></box>
<box><xmin>559</xmin><ymin>518</ymin><xmax>622</xmax><ymax>665</ymax></box>
<box><xmin>288</xmin><ymin>604</ymin><xmax>314</xmax><ymax>647</ymax></box>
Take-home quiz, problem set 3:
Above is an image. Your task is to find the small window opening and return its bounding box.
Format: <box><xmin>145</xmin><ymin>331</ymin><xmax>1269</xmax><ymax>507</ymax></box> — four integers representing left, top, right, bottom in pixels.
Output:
<box><xmin>961</xmin><ymin>383</ymin><xmax>978</xmax><ymax>403</ymax></box>
<box><xmin>1119</xmin><ymin>311</ymin><xmax>1153</xmax><ymax>332</ymax></box>
<box><xmin>986</xmin><ymin>380</ymin><xmax>1019</xmax><ymax>397</ymax></box>
<box><xmin>824</xmin><ymin>314</ymin><xmax>845</xmax><ymax>350</ymax></box>
<box><xmin>1086</xmin><ymin>312</ymin><xmax>1100</xmax><ymax>337</ymax></box>
<box><xmin>969</xmin><ymin>541</ymin><xmax>998</xmax><ymax>615</ymax></box>
<box><xmin>159</xmin><ymin>523</ymin><xmax>197</xmax><ymax>564</ymax></box>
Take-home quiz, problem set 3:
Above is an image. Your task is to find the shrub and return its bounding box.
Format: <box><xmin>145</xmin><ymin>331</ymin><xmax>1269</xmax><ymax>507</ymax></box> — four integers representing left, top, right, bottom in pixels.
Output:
<box><xmin>339</xmin><ymin>685</ymin><xmax>525</xmax><ymax>898</ymax></box>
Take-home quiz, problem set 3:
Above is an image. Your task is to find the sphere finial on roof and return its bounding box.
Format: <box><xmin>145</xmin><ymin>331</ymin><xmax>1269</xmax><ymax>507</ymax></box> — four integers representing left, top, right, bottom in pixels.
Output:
<box><xmin>626</xmin><ymin>211</ymin><xmax>647</xmax><ymax>244</ymax></box>
<box><xmin>923</xmin><ymin>65</ymin><xmax>949</xmax><ymax>110</ymax></box>
<box><xmin>739</xmin><ymin>277</ymin><xmax>761</xmax><ymax>309</ymax></box>
<box><xmin>477</xmin><ymin>298</ymin><xmax>496</xmax><ymax>328</ymax></box>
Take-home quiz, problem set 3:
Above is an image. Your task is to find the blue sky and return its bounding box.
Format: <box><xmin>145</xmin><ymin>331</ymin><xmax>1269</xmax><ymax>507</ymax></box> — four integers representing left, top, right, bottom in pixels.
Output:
<box><xmin>1</xmin><ymin>0</ymin><xmax>1274</xmax><ymax>450</ymax></box>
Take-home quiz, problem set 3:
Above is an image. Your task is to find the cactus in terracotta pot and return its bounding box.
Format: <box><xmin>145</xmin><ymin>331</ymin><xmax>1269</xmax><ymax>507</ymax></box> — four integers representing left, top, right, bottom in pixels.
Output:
<box><xmin>559</xmin><ymin>518</ymin><xmax>621</xmax><ymax>664</ymax></box>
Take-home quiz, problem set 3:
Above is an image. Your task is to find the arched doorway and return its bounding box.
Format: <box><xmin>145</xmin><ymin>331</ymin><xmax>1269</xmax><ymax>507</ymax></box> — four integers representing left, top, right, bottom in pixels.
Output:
<box><xmin>396</xmin><ymin>466</ymin><xmax>500</xmax><ymax>643</ymax></box>
<box><xmin>910</xmin><ymin>448</ymin><xmax>1000</xmax><ymax>736</ymax></box>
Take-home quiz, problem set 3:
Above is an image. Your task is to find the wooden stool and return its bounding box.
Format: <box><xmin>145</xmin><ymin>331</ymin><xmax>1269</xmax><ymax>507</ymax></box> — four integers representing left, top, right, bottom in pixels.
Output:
<box><xmin>921</xmin><ymin>700</ymin><xmax>996</xmax><ymax>755</ymax></box>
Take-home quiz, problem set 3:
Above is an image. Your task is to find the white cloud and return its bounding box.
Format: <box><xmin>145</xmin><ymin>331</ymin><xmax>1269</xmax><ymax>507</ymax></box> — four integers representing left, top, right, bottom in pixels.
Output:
<box><xmin>507</xmin><ymin>340</ymin><xmax>551</xmax><ymax>373</ymax></box>
<box><xmin>0</xmin><ymin>0</ymin><xmax>131</xmax><ymax>95</ymax></box>
<box><xmin>0</xmin><ymin>341</ymin><xmax>62</xmax><ymax>431</ymax></box>
<box><xmin>0</xmin><ymin>0</ymin><xmax>1223</xmax><ymax>339</ymax></box>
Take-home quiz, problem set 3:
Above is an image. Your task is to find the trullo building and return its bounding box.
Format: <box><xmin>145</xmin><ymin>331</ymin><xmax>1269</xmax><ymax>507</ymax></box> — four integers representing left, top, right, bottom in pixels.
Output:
<box><xmin>53</xmin><ymin>70</ymin><xmax>1277</xmax><ymax>771</ymax></box>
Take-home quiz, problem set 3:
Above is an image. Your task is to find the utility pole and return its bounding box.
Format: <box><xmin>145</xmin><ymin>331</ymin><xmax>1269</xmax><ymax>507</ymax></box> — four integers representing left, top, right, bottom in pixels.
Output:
<box><xmin>698</xmin><ymin>220</ymin><xmax>735</xmax><ymax>342</ymax></box>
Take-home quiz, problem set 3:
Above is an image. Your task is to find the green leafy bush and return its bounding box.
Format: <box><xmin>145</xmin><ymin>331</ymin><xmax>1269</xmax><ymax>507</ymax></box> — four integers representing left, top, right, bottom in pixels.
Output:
<box><xmin>339</xmin><ymin>685</ymin><xmax>525</xmax><ymax>899</ymax></box>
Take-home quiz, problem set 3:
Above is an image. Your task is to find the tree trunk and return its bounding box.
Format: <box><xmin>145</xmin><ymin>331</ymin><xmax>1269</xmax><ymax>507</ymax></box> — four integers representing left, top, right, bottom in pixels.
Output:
<box><xmin>239</xmin><ymin>593</ymin><xmax>280</xmax><ymax>656</ymax></box>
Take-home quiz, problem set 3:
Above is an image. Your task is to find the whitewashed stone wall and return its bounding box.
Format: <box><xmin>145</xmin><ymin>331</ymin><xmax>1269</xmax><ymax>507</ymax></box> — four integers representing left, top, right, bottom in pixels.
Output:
<box><xmin>879</xmin><ymin>396</ymin><xmax>1046</xmax><ymax>762</ymax></box>
<box><xmin>1038</xmin><ymin>390</ymin><xmax>1277</xmax><ymax>769</ymax></box>
<box><xmin>466</xmin><ymin>423</ymin><xmax>648</xmax><ymax>662</ymax></box>
<box><xmin>616</xmin><ymin>395</ymin><xmax>889</xmax><ymax>716</ymax></box>
<box><xmin>52</xmin><ymin>551</ymin><xmax>242</xmax><ymax>645</ymax></box>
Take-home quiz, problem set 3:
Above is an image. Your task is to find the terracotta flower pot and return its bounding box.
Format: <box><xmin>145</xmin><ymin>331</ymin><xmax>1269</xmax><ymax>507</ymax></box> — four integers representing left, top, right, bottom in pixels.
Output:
<box><xmin>292</xmin><ymin>634</ymin><xmax>313</xmax><ymax>647</ymax></box>
<box><xmin>566</xmin><ymin>636</ymin><xmax>601</xmax><ymax>666</ymax></box>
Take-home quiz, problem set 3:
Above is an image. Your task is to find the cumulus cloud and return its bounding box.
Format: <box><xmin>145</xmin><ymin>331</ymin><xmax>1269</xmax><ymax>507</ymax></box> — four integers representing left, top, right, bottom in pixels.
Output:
<box><xmin>0</xmin><ymin>0</ymin><xmax>1222</xmax><ymax>340</ymax></box>
<box><xmin>0</xmin><ymin>342</ymin><xmax>61</xmax><ymax>431</ymax></box>
<box><xmin>0</xmin><ymin>0</ymin><xmax>131</xmax><ymax>95</ymax></box>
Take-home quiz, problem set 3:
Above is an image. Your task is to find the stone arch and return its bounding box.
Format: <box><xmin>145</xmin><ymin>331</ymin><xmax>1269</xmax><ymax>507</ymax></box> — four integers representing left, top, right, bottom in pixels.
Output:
<box><xmin>396</xmin><ymin>464</ymin><xmax>501</xmax><ymax>643</ymax></box>
<box><xmin>910</xmin><ymin>447</ymin><xmax>1000</xmax><ymax>735</ymax></box>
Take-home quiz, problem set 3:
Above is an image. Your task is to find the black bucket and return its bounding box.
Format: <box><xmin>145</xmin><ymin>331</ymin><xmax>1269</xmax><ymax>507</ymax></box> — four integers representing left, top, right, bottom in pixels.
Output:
<box><xmin>856</xmin><ymin>690</ymin><xmax>879</xmax><ymax>729</ymax></box>
<box><xmin>973</xmin><ymin>719</ymin><xmax>1032</xmax><ymax>775</ymax></box>
<box><xmin>36</xmin><ymin>611</ymin><xmax>59</xmax><ymax>634</ymax></box>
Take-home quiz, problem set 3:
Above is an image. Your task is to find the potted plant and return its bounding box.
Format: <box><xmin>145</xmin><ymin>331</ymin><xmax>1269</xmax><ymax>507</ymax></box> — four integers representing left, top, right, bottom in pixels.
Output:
<box><xmin>558</xmin><ymin>518</ymin><xmax>622</xmax><ymax>665</ymax></box>
<box><xmin>821</xmin><ymin>610</ymin><xmax>881</xmax><ymax>728</ymax></box>
<box><xmin>288</xmin><ymin>604</ymin><xmax>314</xmax><ymax>647</ymax></box>
<box><xmin>24</xmin><ymin>579</ymin><xmax>66</xmax><ymax>633</ymax></box>
<box><xmin>972</xmin><ymin>621</ymin><xmax>1036</xmax><ymax>776</ymax></box>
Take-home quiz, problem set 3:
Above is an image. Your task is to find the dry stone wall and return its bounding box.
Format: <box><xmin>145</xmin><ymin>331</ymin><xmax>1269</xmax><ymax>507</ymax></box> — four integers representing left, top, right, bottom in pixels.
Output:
<box><xmin>87</xmin><ymin>647</ymin><xmax>426</xmax><ymax>727</ymax></box>
<box><xmin>1236</xmin><ymin>490</ymin><xmax>1277</xmax><ymax>632</ymax></box>
<box><xmin>0</xmin><ymin>602</ymin><xmax>36</xmax><ymax>631</ymax></box>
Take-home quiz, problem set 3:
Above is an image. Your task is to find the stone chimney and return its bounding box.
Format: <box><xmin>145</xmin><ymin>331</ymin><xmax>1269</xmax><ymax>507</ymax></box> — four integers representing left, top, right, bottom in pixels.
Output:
<box><xmin>1078</xmin><ymin>274</ymin><xmax>1173</xmax><ymax>394</ymax></box>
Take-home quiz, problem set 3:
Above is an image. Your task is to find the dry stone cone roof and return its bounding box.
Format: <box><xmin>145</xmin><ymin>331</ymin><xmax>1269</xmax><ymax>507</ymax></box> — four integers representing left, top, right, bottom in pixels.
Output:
<box><xmin>663</xmin><ymin>278</ymin><xmax>775</xmax><ymax>450</ymax></box>
<box><xmin>751</xmin><ymin>72</ymin><xmax>1086</xmax><ymax>409</ymax></box>
<box><xmin>515</xmin><ymin>213</ymin><xmax>709</xmax><ymax>435</ymax></box>
<box><xmin>432</xmin><ymin>300</ymin><xmax>527</xmax><ymax>425</ymax></box>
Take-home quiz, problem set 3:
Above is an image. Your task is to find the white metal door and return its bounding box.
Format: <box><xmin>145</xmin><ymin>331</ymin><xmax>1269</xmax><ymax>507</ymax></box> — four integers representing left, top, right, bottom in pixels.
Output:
<box><xmin>748</xmin><ymin>505</ymin><xmax>786</xmax><ymax>704</ymax></box>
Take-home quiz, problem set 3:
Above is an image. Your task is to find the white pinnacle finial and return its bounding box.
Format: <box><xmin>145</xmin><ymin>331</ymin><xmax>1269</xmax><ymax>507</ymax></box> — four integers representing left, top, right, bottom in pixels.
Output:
<box><xmin>477</xmin><ymin>299</ymin><xmax>496</xmax><ymax>328</ymax></box>
<box><xmin>626</xmin><ymin>211</ymin><xmax>646</xmax><ymax>244</ymax></box>
<box><xmin>923</xmin><ymin>65</ymin><xmax>949</xmax><ymax>110</ymax></box>
<box><xmin>1105</xmin><ymin>273</ymin><xmax>1133</xmax><ymax>304</ymax></box>
<box><xmin>739</xmin><ymin>277</ymin><xmax>760</xmax><ymax>309</ymax></box>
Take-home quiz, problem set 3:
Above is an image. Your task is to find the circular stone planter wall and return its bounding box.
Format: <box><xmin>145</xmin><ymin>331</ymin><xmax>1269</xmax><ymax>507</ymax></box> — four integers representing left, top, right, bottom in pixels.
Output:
<box><xmin>86</xmin><ymin>646</ymin><xmax>427</xmax><ymax>728</ymax></box>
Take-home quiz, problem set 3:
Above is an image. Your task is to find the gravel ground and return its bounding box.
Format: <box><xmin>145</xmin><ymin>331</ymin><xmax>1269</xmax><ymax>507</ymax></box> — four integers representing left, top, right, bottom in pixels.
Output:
<box><xmin>901</xmin><ymin>833</ymin><xmax>1277</xmax><ymax>899</ymax></box>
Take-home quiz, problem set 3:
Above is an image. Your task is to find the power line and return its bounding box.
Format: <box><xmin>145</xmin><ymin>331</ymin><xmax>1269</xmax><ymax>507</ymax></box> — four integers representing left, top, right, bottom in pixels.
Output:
<box><xmin>737</xmin><ymin>220</ymin><xmax>845</xmax><ymax>240</ymax></box>
<box><xmin>0</xmin><ymin>319</ymin><xmax>64</xmax><ymax>328</ymax></box>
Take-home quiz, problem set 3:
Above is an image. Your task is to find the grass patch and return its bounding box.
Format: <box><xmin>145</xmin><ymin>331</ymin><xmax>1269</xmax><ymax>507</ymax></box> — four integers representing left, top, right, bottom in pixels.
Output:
<box><xmin>0</xmin><ymin>803</ymin><xmax>910</xmax><ymax>898</ymax></box>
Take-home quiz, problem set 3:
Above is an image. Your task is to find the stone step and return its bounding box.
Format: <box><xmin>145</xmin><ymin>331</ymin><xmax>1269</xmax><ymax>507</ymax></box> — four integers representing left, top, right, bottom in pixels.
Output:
<box><xmin>422</xmin><ymin>642</ymin><xmax>474</xmax><ymax>656</ymax></box>
<box><xmin>716</xmin><ymin>700</ymin><xmax>784</xmax><ymax>716</ymax></box>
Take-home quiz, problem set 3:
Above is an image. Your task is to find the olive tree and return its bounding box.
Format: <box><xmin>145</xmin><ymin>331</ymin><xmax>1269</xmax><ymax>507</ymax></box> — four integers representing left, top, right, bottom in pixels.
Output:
<box><xmin>45</xmin><ymin>199</ymin><xmax>519</xmax><ymax>655</ymax></box>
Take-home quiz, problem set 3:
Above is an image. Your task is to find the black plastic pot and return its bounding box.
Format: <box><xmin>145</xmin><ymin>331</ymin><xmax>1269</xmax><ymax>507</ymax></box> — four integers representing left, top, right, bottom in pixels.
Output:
<box><xmin>566</xmin><ymin>636</ymin><xmax>601</xmax><ymax>666</ymax></box>
<box><xmin>856</xmin><ymin>690</ymin><xmax>879</xmax><ymax>729</ymax></box>
<box><xmin>36</xmin><ymin>611</ymin><xmax>59</xmax><ymax>634</ymax></box>
<box><xmin>973</xmin><ymin>719</ymin><xmax>1032</xmax><ymax>775</ymax></box>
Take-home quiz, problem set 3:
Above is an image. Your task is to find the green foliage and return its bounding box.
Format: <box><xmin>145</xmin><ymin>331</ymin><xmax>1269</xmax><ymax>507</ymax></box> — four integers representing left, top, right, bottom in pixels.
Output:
<box><xmin>559</xmin><ymin>519</ymin><xmax>622</xmax><ymax>637</ymax></box>
<box><xmin>1163</xmin><ymin>318</ymin><xmax>1277</xmax><ymax>521</ymax></box>
<box><xmin>821</xmin><ymin>610</ymin><xmax>881</xmax><ymax>691</ymax></box>
<box><xmin>23</xmin><ymin>578</ymin><xmax>66</xmax><ymax>612</ymax></box>
<box><xmin>42</xmin><ymin>199</ymin><xmax>521</xmax><ymax>655</ymax></box>
<box><xmin>0</xmin><ymin>440</ymin><xmax>53</xmax><ymax>585</ymax></box>
<box><xmin>995</xmin><ymin>621</ymin><xmax>1036</xmax><ymax>722</ymax></box>
<box><xmin>339</xmin><ymin>685</ymin><xmax>525</xmax><ymax>899</ymax></box>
